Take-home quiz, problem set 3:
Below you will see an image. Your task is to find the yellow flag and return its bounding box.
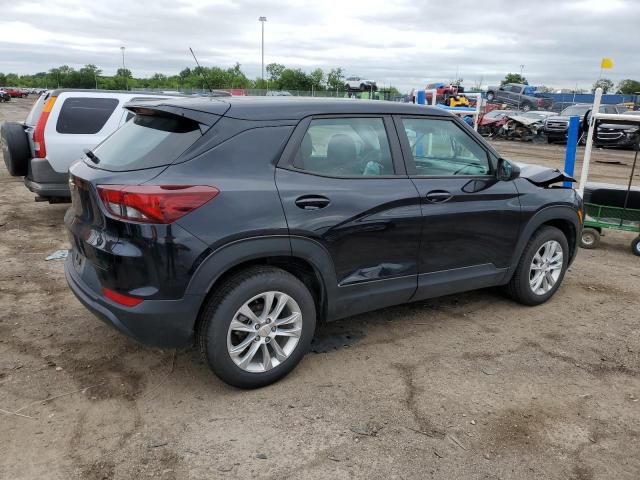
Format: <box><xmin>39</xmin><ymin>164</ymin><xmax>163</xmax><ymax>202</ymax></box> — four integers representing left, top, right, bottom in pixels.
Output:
<box><xmin>600</xmin><ymin>57</ymin><xmax>613</xmax><ymax>69</ymax></box>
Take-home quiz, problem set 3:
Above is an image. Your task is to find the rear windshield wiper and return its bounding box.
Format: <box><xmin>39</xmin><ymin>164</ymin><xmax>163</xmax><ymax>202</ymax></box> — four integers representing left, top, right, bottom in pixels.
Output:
<box><xmin>83</xmin><ymin>148</ymin><xmax>100</xmax><ymax>164</ymax></box>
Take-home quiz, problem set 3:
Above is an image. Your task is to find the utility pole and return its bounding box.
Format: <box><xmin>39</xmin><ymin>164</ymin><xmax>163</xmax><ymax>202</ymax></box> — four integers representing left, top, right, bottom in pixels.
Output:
<box><xmin>121</xmin><ymin>46</ymin><xmax>127</xmax><ymax>90</ymax></box>
<box><xmin>259</xmin><ymin>17</ymin><xmax>267</xmax><ymax>83</ymax></box>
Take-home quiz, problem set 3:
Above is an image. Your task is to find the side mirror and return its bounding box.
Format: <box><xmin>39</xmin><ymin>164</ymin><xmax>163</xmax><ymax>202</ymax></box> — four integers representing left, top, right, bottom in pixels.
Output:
<box><xmin>497</xmin><ymin>158</ymin><xmax>520</xmax><ymax>181</ymax></box>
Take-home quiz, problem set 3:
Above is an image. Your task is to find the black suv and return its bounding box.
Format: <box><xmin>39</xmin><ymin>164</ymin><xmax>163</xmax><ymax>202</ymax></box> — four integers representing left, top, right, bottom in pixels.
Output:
<box><xmin>65</xmin><ymin>97</ymin><xmax>582</xmax><ymax>388</ymax></box>
<box><xmin>544</xmin><ymin>103</ymin><xmax>625</xmax><ymax>144</ymax></box>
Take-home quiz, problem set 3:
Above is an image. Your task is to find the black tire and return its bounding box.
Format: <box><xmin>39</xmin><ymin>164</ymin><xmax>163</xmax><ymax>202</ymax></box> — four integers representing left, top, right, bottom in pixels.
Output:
<box><xmin>1</xmin><ymin>121</ymin><xmax>30</xmax><ymax>177</ymax></box>
<box><xmin>344</xmin><ymin>83</ymin><xmax>351</xmax><ymax>92</ymax></box>
<box><xmin>521</xmin><ymin>101</ymin><xmax>532</xmax><ymax>112</ymax></box>
<box><xmin>547</xmin><ymin>136</ymin><xmax>554</xmax><ymax>144</ymax></box>
<box><xmin>486</xmin><ymin>91</ymin><xmax>495</xmax><ymax>101</ymax></box>
<box><xmin>631</xmin><ymin>237</ymin><xmax>640</xmax><ymax>257</ymax></box>
<box><xmin>507</xmin><ymin>226</ymin><xmax>569</xmax><ymax>306</ymax></box>
<box><xmin>580</xmin><ymin>228</ymin><xmax>600</xmax><ymax>249</ymax></box>
<box><xmin>360</xmin><ymin>83</ymin><xmax>367</xmax><ymax>92</ymax></box>
<box><xmin>198</xmin><ymin>266</ymin><xmax>316</xmax><ymax>389</ymax></box>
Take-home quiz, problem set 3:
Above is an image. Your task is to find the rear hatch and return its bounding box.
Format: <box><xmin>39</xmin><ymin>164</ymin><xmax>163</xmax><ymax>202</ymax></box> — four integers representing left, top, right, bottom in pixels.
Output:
<box><xmin>66</xmin><ymin>101</ymin><xmax>227</xmax><ymax>300</ymax></box>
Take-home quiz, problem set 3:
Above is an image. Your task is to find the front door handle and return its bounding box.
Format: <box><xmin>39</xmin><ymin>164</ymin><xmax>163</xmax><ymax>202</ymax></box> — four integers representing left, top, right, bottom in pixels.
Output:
<box><xmin>295</xmin><ymin>195</ymin><xmax>330</xmax><ymax>210</ymax></box>
<box><xmin>425</xmin><ymin>190</ymin><xmax>453</xmax><ymax>203</ymax></box>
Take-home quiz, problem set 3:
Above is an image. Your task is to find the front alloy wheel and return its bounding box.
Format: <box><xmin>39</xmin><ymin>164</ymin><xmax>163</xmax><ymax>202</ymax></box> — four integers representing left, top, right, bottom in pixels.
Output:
<box><xmin>507</xmin><ymin>226</ymin><xmax>569</xmax><ymax>305</ymax></box>
<box><xmin>227</xmin><ymin>292</ymin><xmax>303</xmax><ymax>373</ymax></box>
<box><xmin>528</xmin><ymin>240</ymin><xmax>563</xmax><ymax>295</ymax></box>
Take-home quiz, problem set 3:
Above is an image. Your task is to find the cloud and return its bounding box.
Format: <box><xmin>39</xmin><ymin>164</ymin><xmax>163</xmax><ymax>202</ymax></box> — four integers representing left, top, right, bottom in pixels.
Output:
<box><xmin>1</xmin><ymin>0</ymin><xmax>638</xmax><ymax>91</ymax></box>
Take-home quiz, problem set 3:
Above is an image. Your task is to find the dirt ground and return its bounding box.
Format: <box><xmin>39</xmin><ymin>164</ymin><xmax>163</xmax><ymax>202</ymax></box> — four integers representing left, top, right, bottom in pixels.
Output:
<box><xmin>1</xmin><ymin>97</ymin><xmax>639</xmax><ymax>480</ymax></box>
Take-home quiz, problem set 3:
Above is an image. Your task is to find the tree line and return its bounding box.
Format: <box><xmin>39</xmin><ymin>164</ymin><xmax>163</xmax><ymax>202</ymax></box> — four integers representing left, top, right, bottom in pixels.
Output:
<box><xmin>0</xmin><ymin>63</ymin><xmax>399</xmax><ymax>95</ymax></box>
<box><xmin>500</xmin><ymin>73</ymin><xmax>639</xmax><ymax>95</ymax></box>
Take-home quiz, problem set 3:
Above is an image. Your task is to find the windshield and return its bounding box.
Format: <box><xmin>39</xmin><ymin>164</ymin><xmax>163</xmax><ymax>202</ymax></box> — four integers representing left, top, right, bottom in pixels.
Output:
<box><xmin>88</xmin><ymin>114</ymin><xmax>201</xmax><ymax>172</ymax></box>
<box><xmin>561</xmin><ymin>106</ymin><xmax>591</xmax><ymax>116</ymax></box>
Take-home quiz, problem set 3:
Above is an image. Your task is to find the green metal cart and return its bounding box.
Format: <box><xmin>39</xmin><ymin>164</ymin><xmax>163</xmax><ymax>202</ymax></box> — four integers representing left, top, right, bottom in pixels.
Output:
<box><xmin>580</xmin><ymin>139</ymin><xmax>640</xmax><ymax>256</ymax></box>
<box><xmin>580</xmin><ymin>202</ymin><xmax>640</xmax><ymax>255</ymax></box>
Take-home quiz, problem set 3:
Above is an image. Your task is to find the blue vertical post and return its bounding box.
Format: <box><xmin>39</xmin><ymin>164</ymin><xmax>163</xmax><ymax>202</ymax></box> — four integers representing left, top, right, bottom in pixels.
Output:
<box><xmin>564</xmin><ymin>115</ymin><xmax>580</xmax><ymax>188</ymax></box>
<box><xmin>416</xmin><ymin>90</ymin><xmax>425</xmax><ymax>105</ymax></box>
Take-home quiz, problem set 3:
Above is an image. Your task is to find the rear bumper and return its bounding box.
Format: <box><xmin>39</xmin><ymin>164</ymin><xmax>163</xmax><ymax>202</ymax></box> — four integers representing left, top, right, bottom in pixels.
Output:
<box><xmin>25</xmin><ymin>157</ymin><xmax>70</xmax><ymax>197</ymax></box>
<box><xmin>64</xmin><ymin>254</ymin><xmax>203</xmax><ymax>348</ymax></box>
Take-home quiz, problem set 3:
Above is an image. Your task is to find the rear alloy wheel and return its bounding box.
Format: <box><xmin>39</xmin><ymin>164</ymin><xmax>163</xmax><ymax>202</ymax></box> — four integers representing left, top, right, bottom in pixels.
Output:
<box><xmin>486</xmin><ymin>91</ymin><xmax>495</xmax><ymax>101</ymax></box>
<box><xmin>199</xmin><ymin>267</ymin><xmax>316</xmax><ymax>388</ymax></box>
<box><xmin>507</xmin><ymin>226</ymin><xmax>569</xmax><ymax>305</ymax></box>
<box><xmin>632</xmin><ymin>237</ymin><xmax>640</xmax><ymax>256</ymax></box>
<box><xmin>580</xmin><ymin>228</ymin><xmax>601</xmax><ymax>249</ymax></box>
<box><xmin>521</xmin><ymin>102</ymin><xmax>532</xmax><ymax>112</ymax></box>
<box><xmin>227</xmin><ymin>291</ymin><xmax>303</xmax><ymax>373</ymax></box>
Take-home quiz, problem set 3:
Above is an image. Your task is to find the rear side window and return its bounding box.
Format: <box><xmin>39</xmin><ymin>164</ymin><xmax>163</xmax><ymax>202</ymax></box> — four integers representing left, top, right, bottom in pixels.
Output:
<box><xmin>25</xmin><ymin>93</ymin><xmax>47</xmax><ymax>126</ymax></box>
<box><xmin>56</xmin><ymin>97</ymin><xmax>119</xmax><ymax>134</ymax></box>
<box><xmin>293</xmin><ymin>117</ymin><xmax>394</xmax><ymax>177</ymax></box>
<box><xmin>89</xmin><ymin>114</ymin><xmax>201</xmax><ymax>171</ymax></box>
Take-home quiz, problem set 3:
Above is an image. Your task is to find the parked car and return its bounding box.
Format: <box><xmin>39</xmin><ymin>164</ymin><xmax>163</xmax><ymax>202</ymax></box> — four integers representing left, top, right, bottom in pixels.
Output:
<box><xmin>0</xmin><ymin>89</ymin><xmax>10</xmax><ymax>102</ymax></box>
<box><xmin>425</xmin><ymin>82</ymin><xmax>464</xmax><ymax>104</ymax></box>
<box><xmin>64</xmin><ymin>97</ymin><xmax>582</xmax><ymax>388</ymax></box>
<box><xmin>595</xmin><ymin>111</ymin><xmax>640</xmax><ymax>149</ymax></box>
<box><xmin>3</xmin><ymin>87</ymin><xmax>28</xmax><ymax>98</ymax></box>
<box><xmin>1</xmin><ymin>89</ymin><xmax>180</xmax><ymax>202</ymax></box>
<box><xmin>344</xmin><ymin>76</ymin><xmax>377</xmax><ymax>92</ymax></box>
<box><xmin>266</xmin><ymin>91</ymin><xmax>293</xmax><ymax>96</ymax></box>
<box><xmin>544</xmin><ymin>103</ymin><xmax>624</xmax><ymax>144</ymax></box>
<box><xmin>485</xmin><ymin>84</ymin><xmax>553</xmax><ymax>111</ymax></box>
<box><xmin>477</xmin><ymin>110</ymin><xmax>517</xmax><ymax>136</ymax></box>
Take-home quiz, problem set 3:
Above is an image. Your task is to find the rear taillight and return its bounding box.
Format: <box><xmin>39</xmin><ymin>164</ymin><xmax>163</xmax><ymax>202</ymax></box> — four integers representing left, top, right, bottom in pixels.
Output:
<box><xmin>33</xmin><ymin>96</ymin><xmax>57</xmax><ymax>158</ymax></box>
<box><xmin>102</xmin><ymin>287</ymin><xmax>143</xmax><ymax>307</ymax></box>
<box><xmin>97</xmin><ymin>185</ymin><xmax>219</xmax><ymax>224</ymax></box>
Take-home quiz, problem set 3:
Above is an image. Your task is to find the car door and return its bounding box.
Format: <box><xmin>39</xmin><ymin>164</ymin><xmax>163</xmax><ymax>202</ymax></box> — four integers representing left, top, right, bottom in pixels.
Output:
<box><xmin>496</xmin><ymin>85</ymin><xmax>510</xmax><ymax>103</ymax></box>
<box><xmin>394</xmin><ymin>115</ymin><xmax>522</xmax><ymax>299</ymax></box>
<box><xmin>276</xmin><ymin>115</ymin><xmax>423</xmax><ymax>319</ymax></box>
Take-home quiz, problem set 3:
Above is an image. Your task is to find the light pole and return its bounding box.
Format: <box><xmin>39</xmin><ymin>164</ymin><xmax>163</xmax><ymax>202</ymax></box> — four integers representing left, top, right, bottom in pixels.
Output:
<box><xmin>520</xmin><ymin>64</ymin><xmax>525</xmax><ymax>80</ymax></box>
<box><xmin>259</xmin><ymin>16</ymin><xmax>267</xmax><ymax>83</ymax></box>
<box><xmin>120</xmin><ymin>46</ymin><xmax>127</xmax><ymax>90</ymax></box>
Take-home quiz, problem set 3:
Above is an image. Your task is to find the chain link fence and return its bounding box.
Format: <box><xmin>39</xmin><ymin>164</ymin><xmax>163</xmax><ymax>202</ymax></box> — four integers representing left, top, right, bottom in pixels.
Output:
<box><xmin>131</xmin><ymin>87</ymin><xmax>397</xmax><ymax>101</ymax></box>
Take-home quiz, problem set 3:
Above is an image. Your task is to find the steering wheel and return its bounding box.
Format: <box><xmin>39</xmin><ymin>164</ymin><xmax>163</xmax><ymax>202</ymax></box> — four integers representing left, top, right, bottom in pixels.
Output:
<box><xmin>453</xmin><ymin>163</ymin><xmax>479</xmax><ymax>175</ymax></box>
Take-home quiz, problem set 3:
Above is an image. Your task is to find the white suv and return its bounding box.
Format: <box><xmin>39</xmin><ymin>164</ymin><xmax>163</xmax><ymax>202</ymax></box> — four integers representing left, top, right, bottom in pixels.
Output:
<box><xmin>1</xmin><ymin>89</ymin><xmax>179</xmax><ymax>201</ymax></box>
<box><xmin>343</xmin><ymin>77</ymin><xmax>377</xmax><ymax>92</ymax></box>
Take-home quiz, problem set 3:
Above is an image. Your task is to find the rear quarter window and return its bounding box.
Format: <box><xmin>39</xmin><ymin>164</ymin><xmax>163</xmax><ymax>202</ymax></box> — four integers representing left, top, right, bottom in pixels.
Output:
<box><xmin>56</xmin><ymin>97</ymin><xmax>119</xmax><ymax>134</ymax></box>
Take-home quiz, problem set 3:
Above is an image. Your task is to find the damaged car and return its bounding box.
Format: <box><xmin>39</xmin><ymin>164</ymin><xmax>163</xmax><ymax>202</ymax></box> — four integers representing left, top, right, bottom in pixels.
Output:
<box><xmin>494</xmin><ymin>111</ymin><xmax>556</xmax><ymax>141</ymax></box>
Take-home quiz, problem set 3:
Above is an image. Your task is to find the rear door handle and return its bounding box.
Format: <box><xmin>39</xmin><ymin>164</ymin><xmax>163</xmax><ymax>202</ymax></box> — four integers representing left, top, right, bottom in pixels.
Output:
<box><xmin>425</xmin><ymin>190</ymin><xmax>453</xmax><ymax>203</ymax></box>
<box><xmin>295</xmin><ymin>195</ymin><xmax>330</xmax><ymax>210</ymax></box>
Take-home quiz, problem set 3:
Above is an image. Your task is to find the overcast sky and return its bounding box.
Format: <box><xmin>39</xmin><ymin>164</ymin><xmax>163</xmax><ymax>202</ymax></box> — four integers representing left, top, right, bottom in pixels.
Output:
<box><xmin>1</xmin><ymin>0</ymin><xmax>638</xmax><ymax>92</ymax></box>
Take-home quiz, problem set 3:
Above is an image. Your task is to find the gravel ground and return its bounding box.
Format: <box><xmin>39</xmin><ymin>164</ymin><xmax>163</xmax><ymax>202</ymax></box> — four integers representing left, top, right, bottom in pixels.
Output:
<box><xmin>1</xmin><ymin>97</ymin><xmax>639</xmax><ymax>480</ymax></box>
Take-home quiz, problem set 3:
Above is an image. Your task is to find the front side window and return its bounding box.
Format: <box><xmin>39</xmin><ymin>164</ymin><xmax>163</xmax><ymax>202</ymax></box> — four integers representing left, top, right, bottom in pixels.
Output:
<box><xmin>294</xmin><ymin>117</ymin><xmax>394</xmax><ymax>177</ymax></box>
<box><xmin>56</xmin><ymin>97</ymin><xmax>119</xmax><ymax>134</ymax></box>
<box><xmin>401</xmin><ymin>118</ymin><xmax>491</xmax><ymax>176</ymax></box>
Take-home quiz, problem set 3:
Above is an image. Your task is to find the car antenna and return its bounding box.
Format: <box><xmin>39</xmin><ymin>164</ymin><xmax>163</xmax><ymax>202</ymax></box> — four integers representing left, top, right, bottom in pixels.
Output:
<box><xmin>189</xmin><ymin>47</ymin><xmax>213</xmax><ymax>94</ymax></box>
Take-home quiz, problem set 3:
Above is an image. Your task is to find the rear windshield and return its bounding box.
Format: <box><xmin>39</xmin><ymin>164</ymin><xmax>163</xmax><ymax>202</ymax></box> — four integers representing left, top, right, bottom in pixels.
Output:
<box><xmin>89</xmin><ymin>114</ymin><xmax>201</xmax><ymax>171</ymax></box>
<box><xmin>56</xmin><ymin>97</ymin><xmax>119</xmax><ymax>134</ymax></box>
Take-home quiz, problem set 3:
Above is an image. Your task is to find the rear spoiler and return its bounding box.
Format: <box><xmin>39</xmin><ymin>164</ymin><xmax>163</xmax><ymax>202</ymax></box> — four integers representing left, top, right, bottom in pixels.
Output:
<box><xmin>124</xmin><ymin>101</ymin><xmax>230</xmax><ymax>127</ymax></box>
